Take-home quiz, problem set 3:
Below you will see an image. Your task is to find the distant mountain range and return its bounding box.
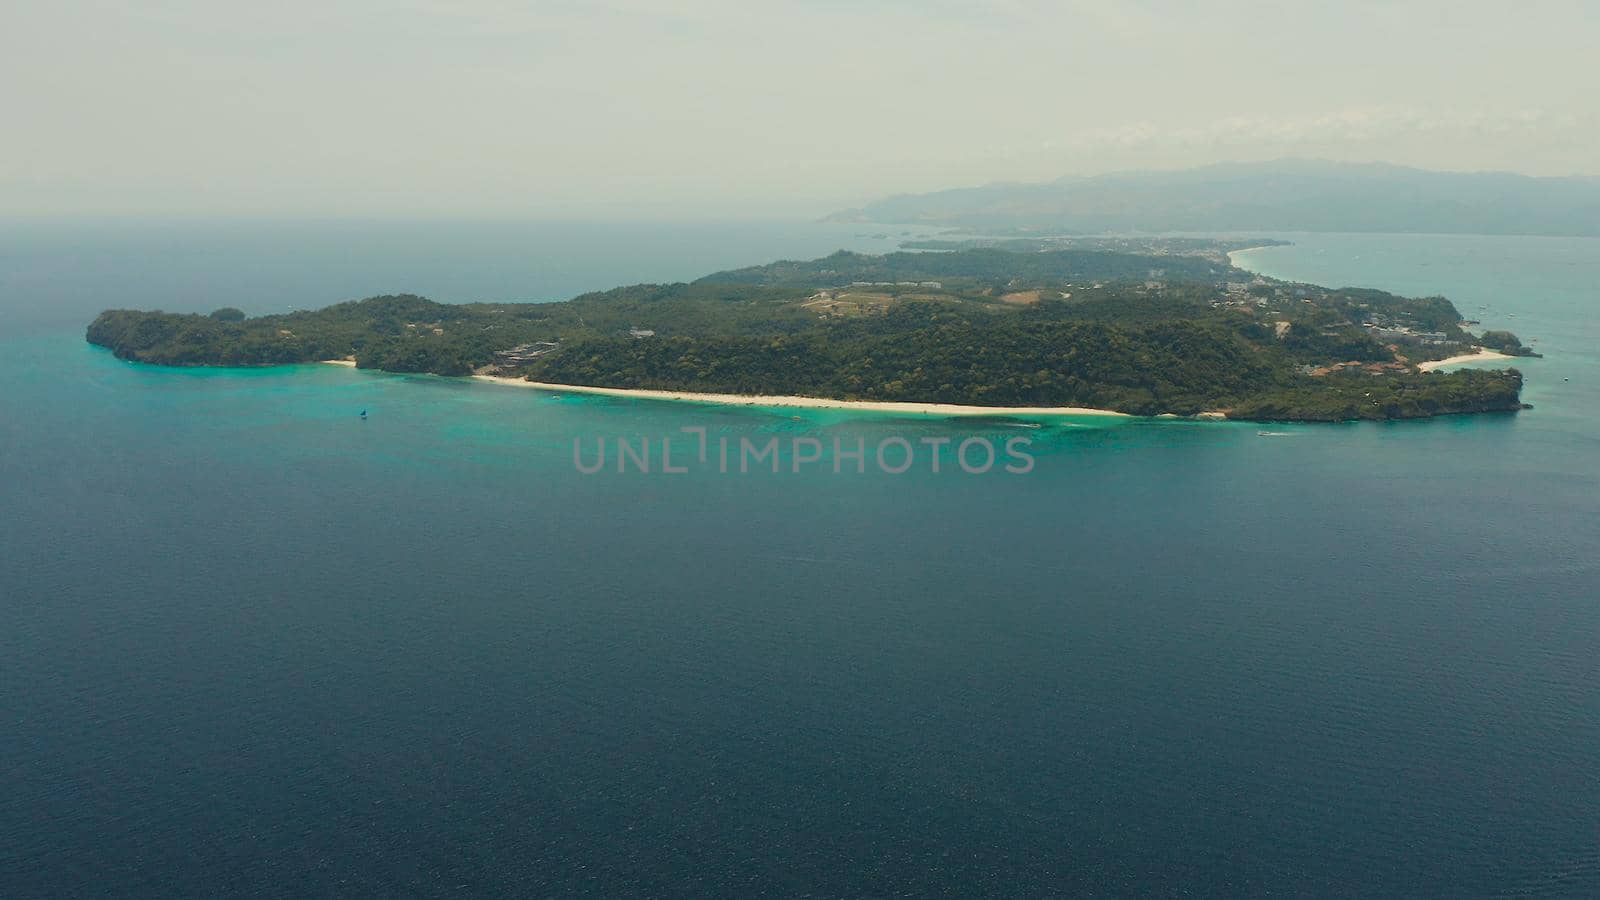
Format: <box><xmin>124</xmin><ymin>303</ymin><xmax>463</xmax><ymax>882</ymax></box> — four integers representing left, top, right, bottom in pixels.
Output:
<box><xmin>830</xmin><ymin>160</ymin><xmax>1600</xmax><ymax>236</ymax></box>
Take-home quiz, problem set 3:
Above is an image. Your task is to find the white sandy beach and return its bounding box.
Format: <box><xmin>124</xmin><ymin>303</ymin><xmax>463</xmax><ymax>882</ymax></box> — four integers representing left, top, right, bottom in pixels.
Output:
<box><xmin>322</xmin><ymin>360</ymin><xmax>1127</xmax><ymax>415</ymax></box>
<box><xmin>1226</xmin><ymin>245</ymin><xmax>1279</xmax><ymax>262</ymax></box>
<box><xmin>1416</xmin><ymin>349</ymin><xmax>1514</xmax><ymax>371</ymax></box>
<box><xmin>468</xmin><ymin>374</ymin><xmax>1131</xmax><ymax>417</ymax></box>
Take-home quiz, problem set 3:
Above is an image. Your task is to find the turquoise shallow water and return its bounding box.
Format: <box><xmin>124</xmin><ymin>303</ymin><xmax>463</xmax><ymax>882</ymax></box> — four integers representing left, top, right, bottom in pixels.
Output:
<box><xmin>3</xmin><ymin>225</ymin><xmax>1598</xmax><ymax>896</ymax></box>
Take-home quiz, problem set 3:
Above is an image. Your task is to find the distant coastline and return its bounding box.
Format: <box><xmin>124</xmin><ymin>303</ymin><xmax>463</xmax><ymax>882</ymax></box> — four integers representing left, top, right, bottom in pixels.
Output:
<box><xmin>836</xmin><ymin>160</ymin><xmax>1600</xmax><ymax>237</ymax></box>
<box><xmin>1226</xmin><ymin>246</ymin><xmax>1281</xmax><ymax>263</ymax></box>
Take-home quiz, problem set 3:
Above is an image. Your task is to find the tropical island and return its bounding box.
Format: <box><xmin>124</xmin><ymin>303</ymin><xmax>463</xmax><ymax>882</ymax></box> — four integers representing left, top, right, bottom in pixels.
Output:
<box><xmin>86</xmin><ymin>239</ymin><xmax>1534</xmax><ymax>422</ymax></box>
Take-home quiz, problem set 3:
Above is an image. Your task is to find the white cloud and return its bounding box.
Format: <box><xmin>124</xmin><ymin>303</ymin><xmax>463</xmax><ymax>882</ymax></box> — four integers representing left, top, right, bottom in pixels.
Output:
<box><xmin>2</xmin><ymin>1</ymin><xmax>1595</xmax><ymax>215</ymax></box>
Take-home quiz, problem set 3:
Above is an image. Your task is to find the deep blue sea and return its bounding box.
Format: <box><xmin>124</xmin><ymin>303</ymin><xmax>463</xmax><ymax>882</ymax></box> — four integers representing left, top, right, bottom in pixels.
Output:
<box><xmin>3</xmin><ymin>223</ymin><xmax>1597</xmax><ymax>897</ymax></box>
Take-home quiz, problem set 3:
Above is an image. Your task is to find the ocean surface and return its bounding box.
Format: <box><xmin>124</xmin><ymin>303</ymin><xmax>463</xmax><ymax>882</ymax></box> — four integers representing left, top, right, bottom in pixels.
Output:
<box><xmin>3</xmin><ymin>223</ymin><xmax>1597</xmax><ymax>897</ymax></box>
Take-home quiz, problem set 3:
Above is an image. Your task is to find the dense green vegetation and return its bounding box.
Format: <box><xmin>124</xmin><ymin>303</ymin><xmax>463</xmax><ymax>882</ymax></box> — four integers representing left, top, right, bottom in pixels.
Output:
<box><xmin>86</xmin><ymin>246</ymin><xmax>1532</xmax><ymax>422</ymax></box>
<box><xmin>1228</xmin><ymin>368</ymin><xmax>1525</xmax><ymax>422</ymax></box>
<box><xmin>87</xmin><ymin>284</ymin><xmax>815</xmax><ymax>375</ymax></box>
<box><xmin>531</xmin><ymin>304</ymin><xmax>1276</xmax><ymax>413</ymax></box>
<box><xmin>1478</xmin><ymin>329</ymin><xmax>1541</xmax><ymax>357</ymax></box>
<box><xmin>698</xmin><ymin>248</ymin><xmax>1232</xmax><ymax>289</ymax></box>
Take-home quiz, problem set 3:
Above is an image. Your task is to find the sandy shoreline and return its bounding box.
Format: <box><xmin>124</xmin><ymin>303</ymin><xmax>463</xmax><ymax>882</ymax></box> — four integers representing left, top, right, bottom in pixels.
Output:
<box><xmin>321</xmin><ymin>360</ymin><xmax>1126</xmax><ymax>415</ymax></box>
<box><xmin>468</xmin><ymin>374</ymin><xmax>1131</xmax><ymax>417</ymax></box>
<box><xmin>1226</xmin><ymin>245</ymin><xmax>1279</xmax><ymax>262</ymax></box>
<box><xmin>1416</xmin><ymin>349</ymin><xmax>1514</xmax><ymax>371</ymax></box>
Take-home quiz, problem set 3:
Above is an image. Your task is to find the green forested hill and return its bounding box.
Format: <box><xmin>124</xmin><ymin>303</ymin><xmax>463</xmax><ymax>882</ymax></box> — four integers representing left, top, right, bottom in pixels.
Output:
<box><xmin>697</xmin><ymin>248</ymin><xmax>1234</xmax><ymax>289</ymax></box>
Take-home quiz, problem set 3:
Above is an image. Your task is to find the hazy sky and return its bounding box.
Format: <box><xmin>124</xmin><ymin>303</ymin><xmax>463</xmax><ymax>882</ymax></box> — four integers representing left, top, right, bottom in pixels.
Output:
<box><xmin>4</xmin><ymin>0</ymin><xmax>1595</xmax><ymax>218</ymax></box>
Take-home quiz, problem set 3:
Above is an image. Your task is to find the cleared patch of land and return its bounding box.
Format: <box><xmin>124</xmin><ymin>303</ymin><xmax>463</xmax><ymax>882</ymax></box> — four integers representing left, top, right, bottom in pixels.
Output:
<box><xmin>800</xmin><ymin>290</ymin><xmax>897</xmax><ymax>316</ymax></box>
